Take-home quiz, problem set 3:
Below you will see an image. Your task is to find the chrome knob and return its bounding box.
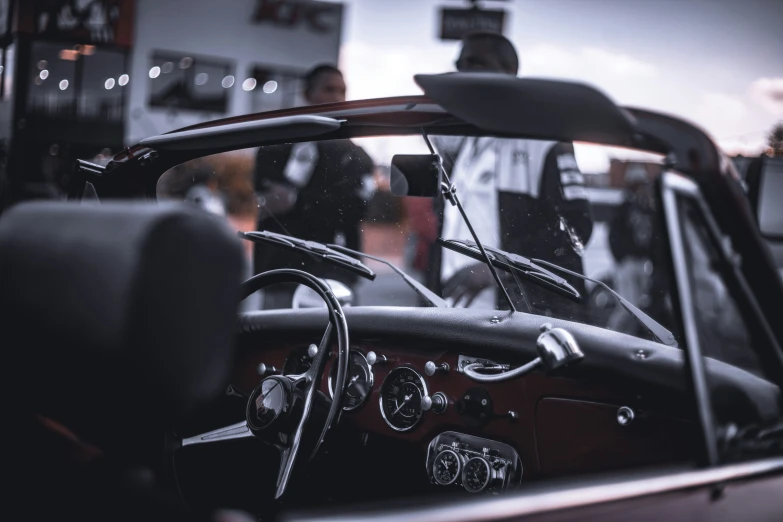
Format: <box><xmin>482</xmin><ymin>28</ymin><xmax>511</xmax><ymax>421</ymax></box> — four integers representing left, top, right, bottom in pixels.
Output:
<box><xmin>367</xmin><ymin>351</ymin><xmax>387</xmax><ymax>366</ymax></box>
<box><xmin>421</xmin><ymin>395</ymin><xmax>433</xmax><ymax>411</ymax></box>
<box><xmin>431</xmin><ymin>392</ymin><xmax>447</xmax><ymax>414</ymax></box>
<box><xmin>536</xmin><ymin>324</ymin><xmax>584</xmax><ymax>372</ymax></box>
<box><xmin>425</xmin><ymin>361</ymin><xmax>449</xmax><ymax>376</ymax></box>
<box><xmin>257</xmin><ymin>363</ymin><xmax>278</xmax><ymax>376</ymax></box>
<box><xmin>307</xmin><ymin>344</ymin><xmax>319</xmax><ymax>358</ymax></box>
<box><xmin>617</xmin><ymin>406</ymin><xmax>635</xmax><ymax>426</ymax></box>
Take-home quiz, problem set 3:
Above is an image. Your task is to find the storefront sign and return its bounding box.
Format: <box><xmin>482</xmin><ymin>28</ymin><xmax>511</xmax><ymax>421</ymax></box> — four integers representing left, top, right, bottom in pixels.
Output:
<box><xmin>439</xmin><ymin>7</ymin><xmax>505</xmax><ymax>41</ymax></box>
<box><xmin>18</xmin><ymin>0</ymin><xmax>135</xmax><ymax>47</ymax></box>
<box><xmin>253</xmin><ymin>0</ymin><xmax>342</xmax><ymax>34</ymax></box>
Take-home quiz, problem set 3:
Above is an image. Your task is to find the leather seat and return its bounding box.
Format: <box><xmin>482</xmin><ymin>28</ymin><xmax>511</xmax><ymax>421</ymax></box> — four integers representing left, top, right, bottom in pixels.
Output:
<box><xmin>0</xmin><ymin>201</ymin><xmax>250</xmax><ymax>522</ymax></box>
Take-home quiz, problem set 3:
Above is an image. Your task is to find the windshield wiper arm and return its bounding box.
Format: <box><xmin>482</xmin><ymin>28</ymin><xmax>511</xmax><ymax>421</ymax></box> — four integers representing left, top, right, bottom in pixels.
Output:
<box><xmin>422</xmin><ymin>131</ymin><xmax>517</xmax><ymax>312</ymax></box>
<box><xmin>328</xmin><ymin>244</ymin><xmax>448</xmax><ymax>308</ymax></box>
<box><xmin>438</xmin><ymin>239</ymin><xmax>581</xmax><ymax>301</ymax></box>
<box><xmin>439</xmin><ymin>238</ymin><xmax>677</xmax><ymax>347</ymax></box>
<box><xmin>239</xmin><ymin>231</ymin><xmax>376</xmax><ymax>281</ymax></box>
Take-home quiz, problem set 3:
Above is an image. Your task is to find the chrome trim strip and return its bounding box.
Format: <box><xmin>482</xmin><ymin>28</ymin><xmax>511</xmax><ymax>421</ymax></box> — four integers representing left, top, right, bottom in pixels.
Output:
<box><xmin>181</xmin><ymin>421</ymin><xmax>253</xmax><ymax>447</ymax></box>
<box><xmin>292</xmin><ymin>458</ymin><xmax>783</xmax><ymax>522</ymax></box>
<box><xmin>661</xmin><ymin>171</ymin><xmax>719</xmax><ymax>466</ymax></box>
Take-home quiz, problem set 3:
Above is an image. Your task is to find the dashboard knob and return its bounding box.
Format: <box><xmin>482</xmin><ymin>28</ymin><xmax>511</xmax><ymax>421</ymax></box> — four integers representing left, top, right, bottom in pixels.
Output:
<box><xmin>367</xmin><ymin>351</ymin><xmax>387</xmax><ymax>366</ymax></box>
<box><xmin>257</xmin><ymin>363</ymin><xmax>279</xmax><ymax>376</ymax></box>
<box><xmin>307</xmin><ymin>344</ymin><xmax>319</xmax><ymax>358</ymax></box>
<box><xmin>421</xmin><ymin>392</ymin><xmax>447</xmax><ymax>414</ymax></box>
<box><xmin>431</xmin><ymin>392</ymin><xmax>447</xmax><ymax>414</ymax></box>
<box><xmin>425</xmin><ymin>361</ymin><xmax>449</xmax><ymax>376</ymax></box>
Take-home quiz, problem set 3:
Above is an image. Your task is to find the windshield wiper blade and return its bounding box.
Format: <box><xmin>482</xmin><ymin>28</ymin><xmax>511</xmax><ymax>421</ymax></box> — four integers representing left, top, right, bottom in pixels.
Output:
<box><xmin>328</xmin><ymin>244</ymin><xmax>448</xmax><ymax>308</ymax></box>
<box><xmin>531</xmin><ymin>257</ymin><xmax>678</xmax><ymax>347</ymax></box>
<box><xmin>439</xmin><ymin>238</ymin><xmax>677</xmax><ymax>347</ymax></box>
<box><xmin>438</xmin><ymin>239</ymin><xmax>581</xmax><ymax>300</ymax></box>
<box><xmin>239</xmin><ymin>231</ymin><xmax>376</xmax><ymax>281</ymax></box>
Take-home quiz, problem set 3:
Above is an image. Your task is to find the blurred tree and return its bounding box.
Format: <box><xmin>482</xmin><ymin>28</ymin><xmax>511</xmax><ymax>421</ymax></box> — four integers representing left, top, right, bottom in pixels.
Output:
<box><xmin>768</xmin><ymin>122</ymin><xmax>783</xmax><ymax>157</ymax></box>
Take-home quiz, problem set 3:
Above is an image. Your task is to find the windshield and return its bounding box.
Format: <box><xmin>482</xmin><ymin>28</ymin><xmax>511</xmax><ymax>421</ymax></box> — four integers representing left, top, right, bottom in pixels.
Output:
<box><xmin>157</xmin><ymin>134</ymin><xmax>675</xmax><ymax>342</ymax></box>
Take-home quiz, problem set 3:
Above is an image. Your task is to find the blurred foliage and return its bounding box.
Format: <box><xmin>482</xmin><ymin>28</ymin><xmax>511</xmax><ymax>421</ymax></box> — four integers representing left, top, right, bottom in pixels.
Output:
<box><xmin>768</xmin><ymin>121</ymin><xmax>783</xmax><ymax>158</ymax></box>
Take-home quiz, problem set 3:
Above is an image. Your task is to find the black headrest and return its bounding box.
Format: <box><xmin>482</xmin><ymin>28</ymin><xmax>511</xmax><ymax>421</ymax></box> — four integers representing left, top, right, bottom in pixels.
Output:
<box><xmin>0</xmin><ymin>202</ymin><xmax>244</xmax><ymax>448</ymax></box>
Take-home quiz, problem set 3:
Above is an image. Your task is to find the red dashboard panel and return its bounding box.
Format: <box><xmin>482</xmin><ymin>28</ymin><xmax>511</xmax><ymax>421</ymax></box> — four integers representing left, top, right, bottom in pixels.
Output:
<box><xmin>232</xmin><ymin>342</ymin><xmax>699</xmax><ymax>480</ymax></box>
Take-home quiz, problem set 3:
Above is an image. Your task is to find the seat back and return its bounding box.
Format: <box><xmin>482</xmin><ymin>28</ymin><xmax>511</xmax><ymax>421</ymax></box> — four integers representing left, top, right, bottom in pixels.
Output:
<box><xmin>0</xmin><ymin>201</ymin><xmax>244</xmax><ymax>454</ymax></box>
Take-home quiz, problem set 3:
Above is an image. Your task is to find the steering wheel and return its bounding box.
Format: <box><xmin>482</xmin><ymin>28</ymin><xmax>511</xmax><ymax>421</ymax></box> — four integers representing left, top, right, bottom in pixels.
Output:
<box><xmin>177</xmin><ymin>269</ymin><xmax>349</xmax><ymax>499</ymax></box>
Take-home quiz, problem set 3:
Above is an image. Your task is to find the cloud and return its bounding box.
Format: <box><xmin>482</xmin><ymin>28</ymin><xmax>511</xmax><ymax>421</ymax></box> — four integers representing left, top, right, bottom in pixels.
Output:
<box><xmin>702</xmin><ymin>92</ymin><xmax>747</xmax><ymax>121</ymax></box>
<box><xmin>339</xmin><ymin>41</ymin><xmax>454</xmax><ymax>100</ymax></box>
<box><xmin>750</xmin><ymin>77</ymin><xmax>783</xmax><ymax>116</ymax></box>
<box><xmin>582</xmin><ymin>48</ymin><xmax>659</xmax><ymax>78</ymax></box>
<box><xmin>521</xmin><ymin>44</ymin><xmax>659</xmax><ymax>81</ymax></box>
<box><xmin>715</xmin><ymin>137</ymin><xmax>768</xmax><ymax>157</ymax></box>
<box><xmin>340</xmin><ymin>41</ymin><xmax>660</xmax><ymax>103</ymax></box>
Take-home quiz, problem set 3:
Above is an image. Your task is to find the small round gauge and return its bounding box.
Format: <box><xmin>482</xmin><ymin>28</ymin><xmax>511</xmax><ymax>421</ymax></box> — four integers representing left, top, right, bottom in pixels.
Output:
<box><xmin>432</xmin><ymin>449</ymin><xmax>463</xmax><ymax>485</ymax></box>
<box><xmin>282</xmin><ymin>346</ymin><xmax>312</xmax><ymax>375</ymax></box>
<box><xmin>462</xmin><ymin>457</ymin><xmax>491</xmax><ymax>493</ymax></box>
<box><xmin>379</xmin><ymin>367</ymin><xmax>428</xmax><ymax>432</ymax></box>
<box><xmin>328</xmin><ymin>350</ymin><xmax>373</xmax><ymax>411</ymax></box>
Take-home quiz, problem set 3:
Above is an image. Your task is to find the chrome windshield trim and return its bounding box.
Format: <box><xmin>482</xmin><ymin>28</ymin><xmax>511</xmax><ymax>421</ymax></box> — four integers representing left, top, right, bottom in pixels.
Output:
<box><xmin>289</xmin><ymin>458</ymin><xmax>783</xmax><ymax>522</ymax></box>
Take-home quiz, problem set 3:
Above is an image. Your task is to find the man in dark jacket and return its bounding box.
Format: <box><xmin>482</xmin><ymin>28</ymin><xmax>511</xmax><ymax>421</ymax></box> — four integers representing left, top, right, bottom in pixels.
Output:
<box><xmin>432</xmin><ymin>32</ymin><xmax>594</xmax><ymax>319</ymax></box>
<box><xmin>607</xmin><ymin>165</ymin><xmax>656</xmax><ymax>333</ymax></box>
<box><xmin>253</xmin><ymin>65</ymin><xmax>375</xmax><ymax>308</ymax></box>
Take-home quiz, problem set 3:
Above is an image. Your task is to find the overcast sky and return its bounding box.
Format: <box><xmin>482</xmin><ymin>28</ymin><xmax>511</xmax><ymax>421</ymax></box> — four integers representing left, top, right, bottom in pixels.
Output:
<box><xmin>336</xmin><ymin>0</ymin><xmax>783</xmax><ymax>158</ymax></box>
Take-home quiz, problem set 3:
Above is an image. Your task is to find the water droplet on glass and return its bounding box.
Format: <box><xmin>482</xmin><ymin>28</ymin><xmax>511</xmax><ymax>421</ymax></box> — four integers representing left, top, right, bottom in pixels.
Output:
<box><xmin>560</xmin><ymin>217</ymin><xmax>584</xmax><ymax>257</ymax></box>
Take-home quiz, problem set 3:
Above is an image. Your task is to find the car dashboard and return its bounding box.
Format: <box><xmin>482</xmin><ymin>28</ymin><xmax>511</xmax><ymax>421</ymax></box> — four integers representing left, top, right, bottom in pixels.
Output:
<box><xmin>173</xmin><ymin>306</ymin><xmax>778</xmax><ymax>512</ymax></box>
<box><xmin>232</xmin><ymin>340</ymin><xmax>696</xmax><ymax>495</ymax></box>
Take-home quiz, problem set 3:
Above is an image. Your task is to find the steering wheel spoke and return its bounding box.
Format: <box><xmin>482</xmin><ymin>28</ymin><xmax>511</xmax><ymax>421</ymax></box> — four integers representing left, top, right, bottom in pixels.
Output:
<box><xmin>181</xmin><ymin>421</ymin><xmax>253</xmax><ymax>448</ymax></box>
<box><xmin>182</xmin><ymin>269</ymin><xmax>351</xmax><ymax>501</ymax></box>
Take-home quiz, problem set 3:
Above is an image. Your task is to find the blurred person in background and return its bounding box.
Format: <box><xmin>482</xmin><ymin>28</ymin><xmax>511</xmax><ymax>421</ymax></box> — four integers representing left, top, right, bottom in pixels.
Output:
<box><xmin>431</xmin><ymin>32</ymin><xmax>594</xmax><ymax>318</ymax></box>
<box><xmin>607</xmin><ymin>165</ymin><xmax>656</xmax><ymax>334</ymax></box>
<box><xmin>253</xmin><ymin>64</ymin><xmax>375</xmax><ymax>309</ymax></box>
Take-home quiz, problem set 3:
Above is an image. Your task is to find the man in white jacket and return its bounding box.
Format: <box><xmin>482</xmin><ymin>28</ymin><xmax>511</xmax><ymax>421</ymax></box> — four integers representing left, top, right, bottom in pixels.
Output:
<box><xmin>435</xmin><ymin>32</ymin><xmax>594</xmax><ymax>319</ymax></box>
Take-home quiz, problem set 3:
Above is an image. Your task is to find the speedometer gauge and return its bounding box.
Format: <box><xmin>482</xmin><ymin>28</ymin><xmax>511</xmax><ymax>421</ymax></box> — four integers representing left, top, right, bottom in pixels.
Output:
<box><xmin>328</xmin><ymin>350</ymin><xmax>373</xmax><ymax>410</ymax></box>
<box><xmin>379</xmin><ymin>367</ymin><xmax>428</xmax><ymax>431</ymax></box>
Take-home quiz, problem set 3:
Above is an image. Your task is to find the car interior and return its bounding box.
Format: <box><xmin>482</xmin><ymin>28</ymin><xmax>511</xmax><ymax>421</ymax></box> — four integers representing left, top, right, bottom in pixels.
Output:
<box><xmin>3</xmin><ymin>75</ymin><xmax>783</xmax><ymax>522</ymax></box>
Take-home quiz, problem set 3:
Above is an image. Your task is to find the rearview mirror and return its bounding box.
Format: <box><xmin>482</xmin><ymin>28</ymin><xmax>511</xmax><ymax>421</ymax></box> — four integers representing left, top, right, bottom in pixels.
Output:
<box><xmin>390</xmin><ymin>154</ymin><xmax>442</xmax><ymax>198</ymax></box>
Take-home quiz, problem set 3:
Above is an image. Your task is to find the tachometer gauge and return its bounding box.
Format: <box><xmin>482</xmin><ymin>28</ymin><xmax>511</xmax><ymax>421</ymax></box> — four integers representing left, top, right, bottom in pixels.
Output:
<box><xmin>328</xmin><ymin>350</ymin><xmax>373</xmax><ymax>410</ymax></box>
<box><xmin>462</xmin><ymin>457</ymin><xmax>491</xmax><ymax>493</ymax></box>
<box><xmin>432</xmin><ymin>449</ymin><xmax>463</xmax><ymax>485</ymax></box>
<box><xmin>379</xmin><ymin>367</ymin><xmax>428</xmax><ymax>431</ymax></box>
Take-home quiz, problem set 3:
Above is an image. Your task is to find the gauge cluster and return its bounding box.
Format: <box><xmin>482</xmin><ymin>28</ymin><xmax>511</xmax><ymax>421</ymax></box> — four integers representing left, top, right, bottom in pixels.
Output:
<box><xmin>426</xmin><ymin>432</ymin><xmax>522</xmax><ymax>493</ymax></box>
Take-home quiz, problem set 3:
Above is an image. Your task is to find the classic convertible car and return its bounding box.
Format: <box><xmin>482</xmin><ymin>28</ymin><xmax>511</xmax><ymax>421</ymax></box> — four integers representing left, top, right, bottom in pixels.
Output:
<box><xmin>3</xmin><ymin>73</ymin><xmax>783</xmax><ymax>522</ymax></box>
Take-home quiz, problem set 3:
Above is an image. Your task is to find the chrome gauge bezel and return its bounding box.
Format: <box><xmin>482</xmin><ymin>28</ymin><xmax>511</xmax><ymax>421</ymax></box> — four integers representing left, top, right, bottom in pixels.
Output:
<box><xmin>432</xmin><ymin>449</ymin><xmax>462</xmax><ymax>485</ymax></box>
<box><xmin>327</xmin><ymin>349</ymin><xmax>373</xmax><ymax>411</ymax></box>
<box><xmin>462</xmin><ymin>456</ymin><xmax>491</xmax><ymax>493</ymax></box>
<box><xmin>379</xmin><ymin>366</ymin><xmax>429</xmax><ymax>432</ymax></box>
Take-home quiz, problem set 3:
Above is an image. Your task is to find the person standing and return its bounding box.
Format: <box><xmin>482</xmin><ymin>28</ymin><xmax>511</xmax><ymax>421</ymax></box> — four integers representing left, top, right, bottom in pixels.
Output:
<box><xmin>253</xmin><ymin>64</ymin><xmax>375</xmax><ymax>308</ymax></box>
<box><xmin>433</xmin><ymin>32</ymin><xmax>594</xmax><ymax>318</ymax></box>
<box><xmin>607</xmin><ymin>165</ymin><xmax>656</xmax><ymax>333</ymax></box>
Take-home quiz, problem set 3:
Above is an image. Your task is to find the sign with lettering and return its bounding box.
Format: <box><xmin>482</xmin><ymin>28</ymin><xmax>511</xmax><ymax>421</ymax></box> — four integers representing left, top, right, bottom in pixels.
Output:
<box><xmin>253</xmin><ymin>0</ymin><xmax>343</xmax><ymax>34</ymax></box>
<box><xmin>18</xmin><ymin>0</ymin><xmax>135</xmax><ymax>46</ymax></box>
<box><xmin>439</xmin><ymin>7</ymin><xmax>505</xmax><ymax>41</ymax></box>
